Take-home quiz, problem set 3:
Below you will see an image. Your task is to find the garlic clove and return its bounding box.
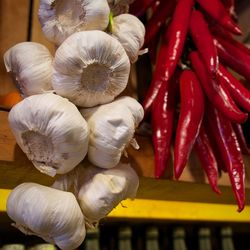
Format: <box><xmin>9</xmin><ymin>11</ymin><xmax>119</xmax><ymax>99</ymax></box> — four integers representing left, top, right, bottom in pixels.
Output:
<box><xmin>52</xmin><ymin>30</ymin><xmax>130</xmax><ymax>108</ymax></box>
<box><xmin>7</xmin><ymin>183</ymin><xmax>86</xmax><ymax>250</ymax></box>
<box><xmin>3</xmin><ymin>42</ymin><xmax>53</xmax><ymax>97</ymax></box>
<box><xmin>8</xmin><ymin>93</ymin><xmax>89</xmax><ymax>177</ymax></box>
<box><xmin>80</xmin><ymin>96</ymin><xmax>143</xmax><ymax>168</ymax></box>
<box><xmin>38</xmin><ymin>0</ymin><xmax>110</xmax><ymax>46</ymax></box>
<box><xmin>111</xmin><ymin>14</ymin><xmax>146</xmax><ymax>63</ymax></box>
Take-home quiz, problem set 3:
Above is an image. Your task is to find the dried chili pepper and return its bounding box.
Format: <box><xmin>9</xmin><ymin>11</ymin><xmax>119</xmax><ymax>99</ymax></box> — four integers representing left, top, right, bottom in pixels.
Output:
<box><xmin>189</xmin><ymin>51</ymin><xmax>248</xmax><ymax>124</ymax></box>
<box><xmin>142</xmin><ymin>0</ymin><xmax>194</xmax><ymax>114</ymax></box>
<box><xmin>218</xmin><ymin>64</ymin><xmax>250</xmax><ymax>113</ymax></box>
<box><xmin>129</xmin><ymin>0</ymin><xmax>156</xmax><ymax>17</ymax></box>
<box><xmin>174</xmin><ymin>69</ymin><xmax>204</xmax><ymax>179</ymax></box>
<box><xmin>196</xmin><ymin>0</ymin><xmax>241</xmax><ymax>35</ymax></box>
<box><xmin>232</xmin><ymin>123</ymin><xmax>250</xmax><ymax>155</ymax></box>
<box><xmin>144</xmin><ymin>0</ymin><xmax>176</xmax><ymax>46</ymax></box>
<box><xmin>189</xmin><ymin>9</ymin><xmax>219</xmax><ymax>76</ymax></box>
<box><xmin>215</xmin><ymin>37</ymin><xmax>250</xmax><ymax>81</ymax></box>
<box><xmin>152</xmin><ymin>70</ymin><xmax>180</xmax><ymax>178</ymax></box>
<box><xmin>194</xmin><ymin>124</ymin><xmax>221</xmax><ymax>194</ymax></box>
<box><xmin>206</xmin><ymin>105</ymin><xmax>245</xmax><ymax>212</ymax></box>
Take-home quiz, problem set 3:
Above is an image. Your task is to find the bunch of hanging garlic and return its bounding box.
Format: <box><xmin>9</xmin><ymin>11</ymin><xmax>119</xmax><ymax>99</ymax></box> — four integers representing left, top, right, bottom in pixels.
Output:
<box><xmin>4</xmin><ymin>0</ymin><xmax>146</xmax><ymax>249</ymax></box>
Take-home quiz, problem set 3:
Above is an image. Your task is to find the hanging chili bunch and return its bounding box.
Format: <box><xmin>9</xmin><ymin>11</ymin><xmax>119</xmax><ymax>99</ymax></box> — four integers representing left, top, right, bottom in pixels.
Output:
<box><xmin>130</xmin><ymin>0</ymin><xmax>250</xmax><ymax>212</ymax></box>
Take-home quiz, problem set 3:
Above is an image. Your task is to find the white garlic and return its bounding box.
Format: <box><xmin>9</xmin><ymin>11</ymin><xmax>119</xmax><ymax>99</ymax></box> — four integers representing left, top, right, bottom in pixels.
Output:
<box><xmin>7</xmin><ymin>183</ymin><xmax>86</xmax><ymax>250</ymax></box>
<box><xmin>8</xmin><ymin>93</ymin><xmax>89</xmax><ymax>177</ymax></box>
<box><xmin>38</xmin><ymin>0</ymin><xmax>110</xmax><ymax>46</ymax></box>
<box><xmin>80</xmin><ymin>96</ymin><xmax>144</xmax><ymax>168</ymax></box>
<box><xmin>113</xmin><ymin>96</ymin><xmax>144</xmax><ymax>127</ymax></box>
<box><xmin>3</xmin><ymin>42</ymin><xmax>53</xmax><ymax>97</ymax></box>
<box><xmin>111</xmin><ymin>14</ymin><xmax>146</xmax><ymax>63</ymax></box>
<box><xmin>52</xmin><ymin>30</ymin><xmax>130</xmax><ymax>108</ymax></box>
<box><xmin>52</xmin><ymin>161</ymin><xmax>139</xmax><ymax>227</ymax></box>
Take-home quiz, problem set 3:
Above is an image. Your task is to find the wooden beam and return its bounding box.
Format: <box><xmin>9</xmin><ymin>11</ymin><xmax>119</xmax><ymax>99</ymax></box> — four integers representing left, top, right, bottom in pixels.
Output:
<box><xmin>0</xmin><ymin>0</ymin><xmax>30</xmax><ymax>95</ymax></box>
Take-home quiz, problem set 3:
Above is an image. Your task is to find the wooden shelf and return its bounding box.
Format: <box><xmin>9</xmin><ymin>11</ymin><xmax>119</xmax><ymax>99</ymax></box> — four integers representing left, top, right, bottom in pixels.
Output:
<box><xmin>1</xmin><ymin>109</ymin><xmax>250</xmax><ymax>206</ymax></box>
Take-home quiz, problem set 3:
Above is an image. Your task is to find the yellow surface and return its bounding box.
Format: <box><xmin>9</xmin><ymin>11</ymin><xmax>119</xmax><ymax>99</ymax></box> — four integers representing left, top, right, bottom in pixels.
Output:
<box><xmin>0</xmin><ymin>189</ymin><xmax>11</xmax><ymax>212</ymax></box>
<box><xmin>1</xmin><ymin>188</ymin><xmax>250</xmax><ymax>222</ymax></box>
<box><xmin>109</xmin><ymin>199</ymin><xmax>250</xmax><ymax>222</ymax></box>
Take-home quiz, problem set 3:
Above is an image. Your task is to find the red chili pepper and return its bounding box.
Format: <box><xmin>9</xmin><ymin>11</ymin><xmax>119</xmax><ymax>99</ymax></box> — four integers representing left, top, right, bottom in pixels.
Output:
<box><xmin>211</xmin><ymin>25</ymin><xmax>250</xmax><ymax>57</ymax></box>
<box><xmin>129</xmin><ymin>0</ymin><xmax>156</xmax><ymax>17</ymax></box>
<box><xmin>142</xmin><ymin>0</ymin><xmax>194</xmax><ymax>114</ymax></box>
<box><xmin>196</xmin><ymin>0</ymin><xmax>241</xmax><ymax>35</ymax></box>
<box><xmin>194</xmin><ymin>124</ymin><xmax>221</xmax><ymax>194</ymax></box>
<box><xmin>174</xmin><ymin>69</ymin><xmax>204</xmax><ymax>179</ymax></box>
<box><xmin>232</xmin><ymin>123</ymin><xmax>250</xmax><ymax>155</ymax></box>
<box><xmin>152</xmin><ymin>70</ymin><xmax>180</xmax><ymax>178</ymax></box>
<box><xmin>218</xmin><ymin>64</ymin><xmax>250</xmax><ymax>113</ymax></box>
<box><xmin>189</xmin><ymin>9</ymin><xmax>219</xmax><ymax>76</ymax></box>
<box><xmin>144</xmin><ymin>0</ymin><xmax>176</xmax><ymax>46</ymax></box>
<box><xmin>214</xmin><ymin>37</ymin><xmax>250</xmax><ymax>81</ymax></box>
<box><xmin>222</xmin><ymin>0</ymin><xmax>237</xmax><ymax>19</ymax></box>
<box><xmin>203</xmin><ymin>119</ymin><xmax>228</xmax><ymax>173</ymax></box>
<box><xmin>189</xmin><ymin>51</ymin><xmax>248</xmax><ymax>124</ymax></box>
<box><xmin>147</xmin><ymin>31</ymin><xmax>160</xmax><ymax>65</ymax></box>
<box><xmin>206</xmin><ymin>105</ymin><xmax>245</xmax><ymax>212</ymax></box>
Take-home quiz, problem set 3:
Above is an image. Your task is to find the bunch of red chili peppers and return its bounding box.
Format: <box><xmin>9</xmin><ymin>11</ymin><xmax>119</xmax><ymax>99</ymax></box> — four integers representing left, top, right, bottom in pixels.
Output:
<box><xmin>130</xmin><ymin>0</ymin><xmax>250</xmax><ymax>212</ymax></box>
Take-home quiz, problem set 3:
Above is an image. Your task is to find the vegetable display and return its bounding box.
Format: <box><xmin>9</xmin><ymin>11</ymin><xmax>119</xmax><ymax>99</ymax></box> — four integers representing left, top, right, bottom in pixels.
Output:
<box><xmin>3</xmin><ymin>0</ymin><xmax>250</xmax><ymax>246</ymax></box>
<box><xmin>131</xmin><ymin>0</ymin><xmax>250</xmax><ymax>211</ymax></box>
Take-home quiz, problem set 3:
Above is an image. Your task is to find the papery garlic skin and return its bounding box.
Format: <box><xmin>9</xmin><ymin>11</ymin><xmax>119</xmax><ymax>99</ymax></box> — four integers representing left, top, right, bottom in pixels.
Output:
<box><xmin>111</xmin><ymin>14</ymin><xmax>145</xmax><ymax>63</ymax></box>
<box><xmin>78</xmin><ymin>163</ymin><xmax>139</xmax><ymax>226</ymax></box>
<box><xmin>8</xmin><ymin>93</ymin><xmax>89</xmax><ymax>177</ymax></box>
<box><xmin>113</xmin><ymin>96</ymin><xmax>144</xmax><ymax>127</ymax></box>
<box><xmin>3</xmin><ymin>42</ymin><xmax>53</xmax><ymax>97</ymax></box>
<box><xmin>80</xmin><ymin>96</ymin><xmax>144</xmax><ymax>168</ymax></box>
<box><xmin>38</xmin><ymin>0</ymin><xmax>110</xmax><ymax>45</ymax></box>
<box><xmin>52</xmin><ymin>161</ymin><xmax>139</xmax><ymax>227</ymax></box>
<box><xmin>7</xmin><ymin>183</ymin><xmax>86</xmax><ymax>250</ymax></box>
<box><xmin>52</xmin><ymin>30</ymin><xmax>130</xmax><ymax>108</ymax></box>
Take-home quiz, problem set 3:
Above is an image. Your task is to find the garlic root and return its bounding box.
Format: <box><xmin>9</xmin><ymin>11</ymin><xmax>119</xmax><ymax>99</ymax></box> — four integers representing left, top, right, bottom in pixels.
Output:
<box><xmin>52</xmin><ymin>30</ymin><xmax>130</xmax><ymax>108</ymax></box>
<box><xmin>8</xmin><ymin>93</ymin><xmax>89</xmax><ymax>177</ymax></box>
<box><xmin>38</xmin><ymin>0</ymin><xmax>110</xmax><ymax>45</ymax></box>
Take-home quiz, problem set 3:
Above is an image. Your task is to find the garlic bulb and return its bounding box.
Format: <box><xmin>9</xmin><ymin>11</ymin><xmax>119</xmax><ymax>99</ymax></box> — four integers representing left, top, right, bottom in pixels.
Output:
<box><xmin>80</xmin><ymin>96</ymin><xmax>144</xmax><ymax>168</ymax></box>
<box><xmin>3</xmin><ymin>42</ymin><xmax>53</xmax><ymax>97</ymax></box>
<box><xmin>52</xmin><ymin>30</ymin><xmax>130</xmax><ymax>108</ymax></box>
<box><xmin>53</xmin><ymin>161</ymin><xmax>139</xmax><ymax>227</ymax></box>
<box><xmin>38</xmin><ymin>0</ymin><xmax>110</xmax><ymax>45</ymax></box>
<box><xmin>111</xmin><ymin>14</ymin><xmax>146</xmax><ymax>63</ymax></box>
<box><xmin>7</xmin><ymin>183</ymin><xmax>86</xmax><ymax>250</ymax></box>
<box><xmin>8</xmin><ymin>93</ymin><xmax>89</xmax><ymax>177</ymax></box>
